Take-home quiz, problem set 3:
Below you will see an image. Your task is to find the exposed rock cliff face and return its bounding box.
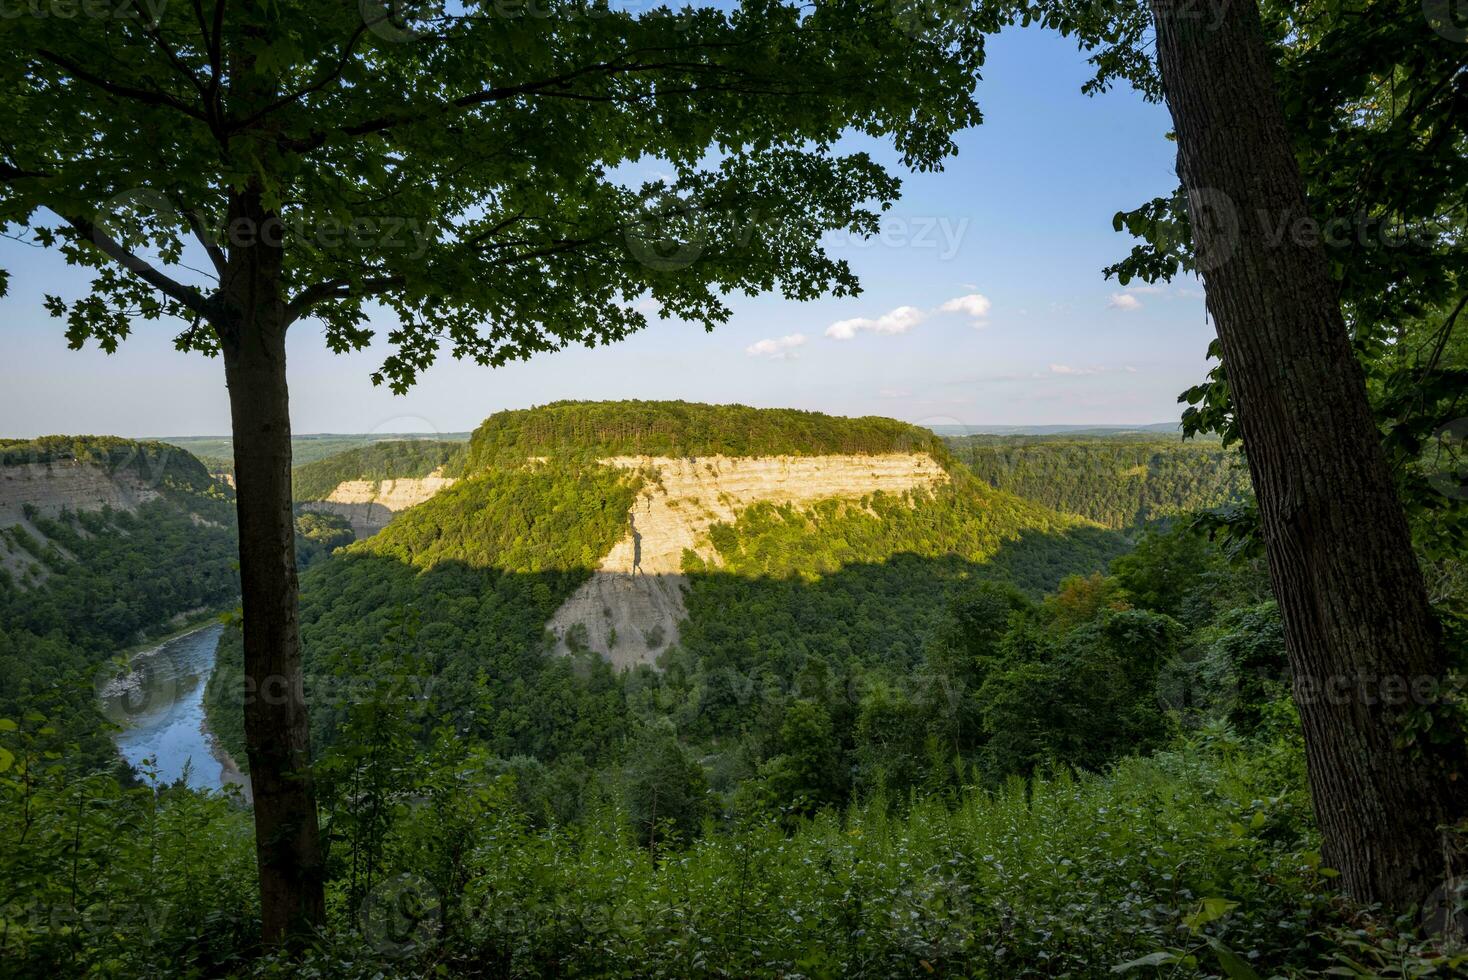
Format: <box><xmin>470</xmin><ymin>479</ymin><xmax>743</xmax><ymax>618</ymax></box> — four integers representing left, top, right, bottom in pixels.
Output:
<box><xmin>0</xmin><ymin>461</ymin><xmax>166</xmax><ymax>586</ymax></box>
<box><xmin>297</xmin><ymin>469</ymin><xmax>456</xmax><ymax>536</ymax></box>
<box><xmin>0</xmin><ymin>461</ymin><xmax>163</xmax><ymax>526</ymax></box>
<box><xmin>548</xmin><ymin>454</ymin><xmax>947</xmax><ymax>668</ymax></box>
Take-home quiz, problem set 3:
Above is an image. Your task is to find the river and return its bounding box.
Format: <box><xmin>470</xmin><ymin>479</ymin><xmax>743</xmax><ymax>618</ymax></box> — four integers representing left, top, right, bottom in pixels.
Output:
<box><xmin>98</xmin><ymin>623</ymin><xmax>246</xmax><ymax>796</ymax></box>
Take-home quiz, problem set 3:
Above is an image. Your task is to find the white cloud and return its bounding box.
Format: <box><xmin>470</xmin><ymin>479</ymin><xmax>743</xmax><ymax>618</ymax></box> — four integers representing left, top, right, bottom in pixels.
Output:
<box><xmin>745</xmin><ymin>333</ymin><xmax>807</xmax><ymax>359</ymax></box>
<box><xmin>825</xmin><ymin>305</ymin><xmax>927</xmax><ymax>340</ymax></box>
<box><xmin>877</xmin><ymin>387</ymin><xmax>911</xmax><ymax>399</ymax></box>
<box><xmin>939</xmin><ymin>292</ymin><xmax>992</xmax><ymax>327</ymax></box>
<box><xmin>1108</xmin><ymin>293</ymin><xmax>1143</xmax><ymax>311</ymax></box>
<box><xmin>1050</xmin><ymin>364</ymin><xmax>1100</xmax><ymax>376</ymax></box>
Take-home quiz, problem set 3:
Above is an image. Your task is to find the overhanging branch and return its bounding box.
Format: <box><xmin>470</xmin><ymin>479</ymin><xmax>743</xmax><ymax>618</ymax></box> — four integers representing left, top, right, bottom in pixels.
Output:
<box><xmin>58</xmin><ymin>212</ymin><xmax>214</xmax><ymax>319</ymax></box>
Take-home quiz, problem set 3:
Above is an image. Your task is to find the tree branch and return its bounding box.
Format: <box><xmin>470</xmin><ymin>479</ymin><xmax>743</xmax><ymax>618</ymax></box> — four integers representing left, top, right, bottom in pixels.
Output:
<box><xmin>36</xmin><ymin>50</ymin><xmax>209</xmax><ymax>122</ymax></box>
<box><xmin>278</xmin><ymin>59</ymin><xmax>753</xmax><ymax>152</ymax></box>
<box><xmin>284</xmin><ymin>275</ymin><xmax>406</xmax><ymax>324</ymax></box>
<box><xmin>182</xmin><ymin>208</ymin><xmax>227</xmax><ymax>276</ymax></box>
<box><xmin>58</xmin><ymin>212</ymin><xmax>214</xmax><ymax>319</ymax></box>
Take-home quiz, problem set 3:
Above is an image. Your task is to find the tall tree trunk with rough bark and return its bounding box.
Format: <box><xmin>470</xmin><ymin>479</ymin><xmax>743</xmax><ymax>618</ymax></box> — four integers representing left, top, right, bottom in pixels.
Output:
<box><xmin>1148</xmin><ymin>0</ymin><xmax>1466</xmax><ymax>911</ymax></box>
<box><xmin>219</xmin><ymin>190</ymin><xmax>326</xmax><ymax>942</ymax></box>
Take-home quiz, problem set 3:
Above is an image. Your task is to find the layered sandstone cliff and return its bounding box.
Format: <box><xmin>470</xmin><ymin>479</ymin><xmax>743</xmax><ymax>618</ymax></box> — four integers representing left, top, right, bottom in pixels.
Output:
<box><xmin>548</xmin><ymin>453</ymin><xmax>947</xmax><ymax>668</ymax></box>
<box><xmin>0</xmin><ymin>461</ymin><xmax>167</xmax><ymax>585</ymax></box>
<box><xmin>297</xmin><ymin>469</ymin><xmax>456</xmax><ymax>536</ymax></box>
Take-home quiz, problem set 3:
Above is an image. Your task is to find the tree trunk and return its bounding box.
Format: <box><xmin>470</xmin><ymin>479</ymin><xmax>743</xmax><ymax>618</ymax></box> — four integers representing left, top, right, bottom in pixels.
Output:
<box><xmin>220</xmin><ymin>191</ymin><xmax>326</xmax><ymax>943</ymax></box>
<box><xmin>1149</xmin><ymin>0</ymin><xmax>1466</xmax><ymax>910</ymax></box>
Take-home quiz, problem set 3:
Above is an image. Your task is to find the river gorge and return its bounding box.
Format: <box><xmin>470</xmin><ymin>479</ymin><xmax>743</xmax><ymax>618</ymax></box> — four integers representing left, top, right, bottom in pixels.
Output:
<box><xmin>98</xmin><ymin>623</ymin><xmax>245</xmax><ymax>796</ymax></box>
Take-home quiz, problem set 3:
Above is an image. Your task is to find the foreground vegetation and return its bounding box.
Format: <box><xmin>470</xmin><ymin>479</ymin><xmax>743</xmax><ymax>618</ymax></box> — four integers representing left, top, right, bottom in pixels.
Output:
<box><xmin>6</xmin><ymin>701</ymin><xmax>1461</xmax><ymax>977</ymax></box>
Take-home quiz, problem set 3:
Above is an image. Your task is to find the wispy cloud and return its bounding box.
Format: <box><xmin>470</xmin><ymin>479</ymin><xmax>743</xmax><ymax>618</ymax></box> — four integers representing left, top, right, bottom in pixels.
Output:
<box><xmin>877</xmin><ymin>387</ymin><xmax>911</xmax><ymax>399</ymax></box>
<box><xmin>745</xmin><ymin>333</ymin><xmax>807</xmax><ymax>359</ymax></box>
<box><xmin>939</xmin><ymin>292</ymin><xmax>992</xmax><ymax>327</ymax></box>
<box><xmin>1108</xmin><ymin>293</ymin><xmax>1143</xmax><ymax>311</ymax></box>
<box><xmin>826</xmin><ymin>305</ymin><xmax>927</xmax><ymax>340</ymax></box>
<box><xmin>1050</xmin><ymin>364</ymin><xmax>1100</xmax><ymax>376</ymax></box>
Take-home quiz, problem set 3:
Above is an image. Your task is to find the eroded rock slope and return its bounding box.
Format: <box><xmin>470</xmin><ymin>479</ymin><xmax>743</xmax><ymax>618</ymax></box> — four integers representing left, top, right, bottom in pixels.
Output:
<box><xmin>548</xmin><ymin>453</ymin><xmax>947</xmax><ymax>668</ymax></box>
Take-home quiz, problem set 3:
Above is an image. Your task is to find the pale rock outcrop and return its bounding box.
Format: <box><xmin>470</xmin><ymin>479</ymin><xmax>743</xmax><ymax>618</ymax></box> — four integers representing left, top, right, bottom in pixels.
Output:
<box><xmin>548</xmin><ymin>454</ymin><xmax>947</xmax><ymax>668</ymax></box>
<box><xmin>297</xmin><ymin>468</ymin><xmax>456</xmax><ymax>536</ymax></box>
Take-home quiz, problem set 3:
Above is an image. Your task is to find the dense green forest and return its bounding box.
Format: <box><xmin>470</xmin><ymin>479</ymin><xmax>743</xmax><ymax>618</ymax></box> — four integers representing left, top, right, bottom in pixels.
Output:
<box><xmin>291</xmin><ymin>440</ymin><xmax>468</xmax><ymax>502</ymax></box>
<box><xmin>946</xmin><ymin>434</ymin><xmax>1250</xmax><ymax>529</ymax></box>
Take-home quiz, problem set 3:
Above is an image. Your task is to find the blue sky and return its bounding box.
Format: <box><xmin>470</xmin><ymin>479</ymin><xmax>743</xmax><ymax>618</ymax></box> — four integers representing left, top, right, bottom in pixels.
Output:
<box><xmin>0</xmin><ymin>25</ymin><xmax>1213</xmax><ymax>439</ymax></box>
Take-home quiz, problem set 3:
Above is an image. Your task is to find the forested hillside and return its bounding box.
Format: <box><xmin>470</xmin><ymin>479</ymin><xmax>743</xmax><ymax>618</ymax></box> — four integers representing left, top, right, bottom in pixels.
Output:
<box><xmin>0</xmin><ymin>438</ymin><xmax>240</xmax><ymax>768</ymax></box>
<box><xmin>0</xmin><ymin>438</ymin><xmax>358</xmax><ymax>771</ymax></box>
<box><xmin>210</xmin><ymin>403</ymin><xmax>1125</xmax><ymax>786</ymax></box>
<box><xmin>947</xmin><ymin>434</ymin><xmax>1250</xmax><ymax>528</ymax></box>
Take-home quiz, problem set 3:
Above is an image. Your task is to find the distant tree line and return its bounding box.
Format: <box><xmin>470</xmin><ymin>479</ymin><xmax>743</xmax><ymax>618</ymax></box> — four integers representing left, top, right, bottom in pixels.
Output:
<box><xmin>947</xmin><ymin>435</ymin><xmax>1250</xmax><ymax>528</ymax></box>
